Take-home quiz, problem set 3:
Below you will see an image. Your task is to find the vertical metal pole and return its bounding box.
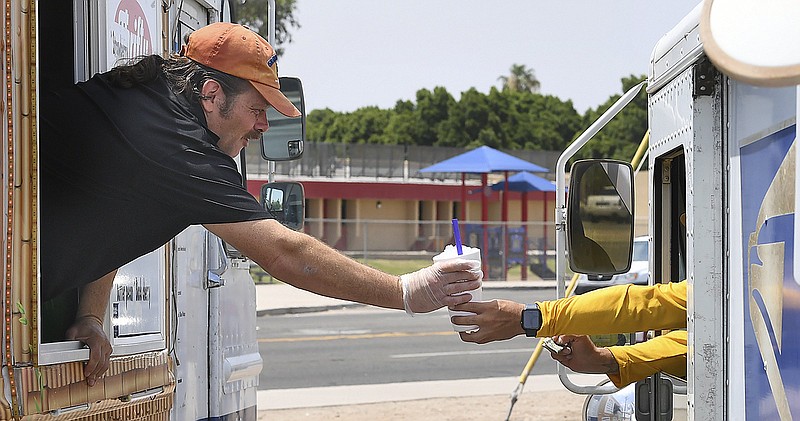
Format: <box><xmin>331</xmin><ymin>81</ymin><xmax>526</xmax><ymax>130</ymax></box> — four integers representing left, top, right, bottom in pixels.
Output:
<box><xmin>503</xmin><ymin>171</ymin><xmax>509</xmax><ymax>281</ymax></box>
<box><xmin>267</xmin><ymin>0</ymin><xmax>276</xmax><ymax>44</ymax></box>
<box><xmin>521</xmin><ymin>191</ymin><xmax>528</xmax><ymax>281</ymax></box>
<box><xmin>481</xmin><ymin>174</ymin><xmax>488</xmax><ymax>277</ymax></box>
<box><xmin>460</xmin><ymin>173</ymin><xmax>467</xmax><ymax>221</ymax></box>
<box><xmin>267</xmin><ymin>0</ymin><xmax>276</xmax><ymax>182</ymax></box>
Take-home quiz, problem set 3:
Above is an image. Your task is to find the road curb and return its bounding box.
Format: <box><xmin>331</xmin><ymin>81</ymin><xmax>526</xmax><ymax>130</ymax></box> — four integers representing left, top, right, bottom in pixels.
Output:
<box><xmin>257</xmin><ymin>303</ymin><xmax>366</xmax><ymax>317</ymax></box>
<box><xmin>257</xmin><ymin>374</ymin><xmax>605</xmax><ymax>410</ymax></box>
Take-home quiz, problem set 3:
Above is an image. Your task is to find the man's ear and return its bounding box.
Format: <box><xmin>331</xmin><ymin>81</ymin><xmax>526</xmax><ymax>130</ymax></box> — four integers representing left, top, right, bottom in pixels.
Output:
<box><xmin>199</xmin><ymin>80</ymin><xmax>224</xmax><ymax>112</ymax></box>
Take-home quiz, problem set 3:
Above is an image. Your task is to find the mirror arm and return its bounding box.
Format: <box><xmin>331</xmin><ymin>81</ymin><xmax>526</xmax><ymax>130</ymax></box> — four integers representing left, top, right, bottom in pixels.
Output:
<box><xmin>552</xmin><ymin>81</ymin><xmax>644</xmax><ymax>397</ymax></box>
<box><xmin>556</xmin><ymin>81</ymin><xmax>645</xmax><ymax>211</ymax></box>
<box><xmin>555</xmin><ymin>81</ymin><xmax>645</xmax><ymax>300</ymax></box>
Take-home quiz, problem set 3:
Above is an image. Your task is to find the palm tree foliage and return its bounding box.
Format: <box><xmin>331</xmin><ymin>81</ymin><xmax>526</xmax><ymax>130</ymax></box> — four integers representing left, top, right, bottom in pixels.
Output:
<box><xmin>498</xmin><ymin>64</ymin><xmax>541</xmax><ymax>93</ymax></box>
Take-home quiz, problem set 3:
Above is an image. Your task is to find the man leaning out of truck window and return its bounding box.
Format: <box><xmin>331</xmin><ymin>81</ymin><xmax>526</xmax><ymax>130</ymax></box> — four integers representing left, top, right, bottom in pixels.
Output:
<box><xmin>39</xmin><ymin>22</ymin><xmax>482</xmax><ymax>387</ymax></box>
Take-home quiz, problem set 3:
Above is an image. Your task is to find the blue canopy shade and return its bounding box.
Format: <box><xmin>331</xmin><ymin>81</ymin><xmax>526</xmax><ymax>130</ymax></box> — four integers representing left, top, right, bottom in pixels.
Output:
<box><xmin>490</xmin><ymin>171</ymin><xmax>556</xmax><ymax>192</ymax></box>
<box><xmin>419</xmin><ymin>146</ymin><xmax>548</xmax><ymax>174</ymax></box>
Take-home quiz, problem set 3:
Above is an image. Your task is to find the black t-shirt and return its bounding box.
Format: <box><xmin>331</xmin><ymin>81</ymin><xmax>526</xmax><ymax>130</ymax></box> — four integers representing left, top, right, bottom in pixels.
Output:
<box><xmin>40</xmin><ymin>69</ymin><xmax>270</xmax><ymax>301</ymax></box>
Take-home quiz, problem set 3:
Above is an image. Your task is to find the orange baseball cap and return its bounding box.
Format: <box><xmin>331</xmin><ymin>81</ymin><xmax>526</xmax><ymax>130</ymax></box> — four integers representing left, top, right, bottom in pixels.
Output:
<box><xmin>183</xmin><ymin>22</ymin><xmax>301</xmax><ymax>118</ymax></box>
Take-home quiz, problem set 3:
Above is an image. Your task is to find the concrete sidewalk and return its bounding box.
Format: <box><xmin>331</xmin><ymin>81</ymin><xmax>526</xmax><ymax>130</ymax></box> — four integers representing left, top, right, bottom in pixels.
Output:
<box><xmin>258</xmin><ymin>373</ymin><xmax>604</xmax><ymax>410</ymax></box>
<box><xmin>255</xmin><ymin>279</ymin><xmax>558</xmax><ymax>316</ymax></box>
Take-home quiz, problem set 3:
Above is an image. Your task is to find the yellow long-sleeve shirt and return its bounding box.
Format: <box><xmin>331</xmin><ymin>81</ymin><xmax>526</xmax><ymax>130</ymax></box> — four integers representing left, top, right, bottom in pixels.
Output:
<box><xmin>537</xmin><ymin>281</ymin><xmax>688</xmax><ymax>386</ymax></box>
<box><xmin>607</xmin><ymin>330</ymin><xmax>687</xmax><ymax>387</ymax></box>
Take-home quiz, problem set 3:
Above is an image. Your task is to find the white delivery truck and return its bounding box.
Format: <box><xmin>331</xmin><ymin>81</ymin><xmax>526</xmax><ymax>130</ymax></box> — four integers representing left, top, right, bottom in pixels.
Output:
<box><xmin>556</xmin><ymin>2</ymin><xmax>799</xmax><ymax>420</ymax></box>
<box><xmin>0</xmin><ymin>0</ymin><xmax>305</xmax><ymax>419</ymax></box>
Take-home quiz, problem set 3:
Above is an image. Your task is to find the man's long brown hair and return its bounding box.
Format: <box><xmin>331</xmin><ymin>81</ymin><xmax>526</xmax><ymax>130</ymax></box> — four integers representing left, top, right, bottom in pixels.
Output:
<box><xmin>107</xmin><ymin>55</ymin><xmax>251</xmax><ymax>104</ymax></box>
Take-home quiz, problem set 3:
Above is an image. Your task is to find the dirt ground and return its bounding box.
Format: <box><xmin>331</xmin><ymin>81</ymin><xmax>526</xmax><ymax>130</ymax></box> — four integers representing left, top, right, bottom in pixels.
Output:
<box><xmin>257</xmin><ymin>390</ymin><xmax>586</xmax><ymax>421</ymax></box>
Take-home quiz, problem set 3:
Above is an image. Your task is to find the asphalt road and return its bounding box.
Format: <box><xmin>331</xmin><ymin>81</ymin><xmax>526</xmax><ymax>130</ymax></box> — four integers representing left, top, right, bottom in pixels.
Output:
<box><xmin>257</xmin><ymin>288</ymin><xmax>559</xmax><ymax>390</ymax></box>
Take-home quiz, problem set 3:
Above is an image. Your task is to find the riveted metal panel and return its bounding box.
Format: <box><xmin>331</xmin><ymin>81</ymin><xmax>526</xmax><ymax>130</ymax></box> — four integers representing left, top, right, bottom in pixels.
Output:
<box><xmin>648</xmin><ymin>63</ymin><xmax>727</xmax><ymax>421</ymax></box>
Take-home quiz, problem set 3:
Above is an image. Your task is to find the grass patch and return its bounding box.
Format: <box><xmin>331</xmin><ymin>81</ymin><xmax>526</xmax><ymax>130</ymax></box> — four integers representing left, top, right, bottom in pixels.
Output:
<box><xmin>250</xmin><ymin>258</ymin><xmax>432</xmax><ymax>284</ymax></box>
<box><xmin>251</xmin><ymin>256</ymin><xmax>559</xmax><ymax>283</ymax></box>
<box><xmin>356</xmin><ymin>259</ymin><xmax>432</xmax><ymax>275</ymax></box>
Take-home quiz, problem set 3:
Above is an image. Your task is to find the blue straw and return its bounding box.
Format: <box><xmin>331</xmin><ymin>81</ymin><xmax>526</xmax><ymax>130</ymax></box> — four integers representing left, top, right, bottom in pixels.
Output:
<box><xmin>452</xmin><ymin>218</ymin><xmax>463</xmax><ymax>255</ymax></box>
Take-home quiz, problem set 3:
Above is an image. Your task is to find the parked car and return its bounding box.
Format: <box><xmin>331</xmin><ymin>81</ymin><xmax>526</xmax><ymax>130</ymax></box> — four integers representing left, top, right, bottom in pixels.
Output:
<box><xmin>573</xmin><ymin>236</ymin><xmax>649</xmax><ymax>295</ymax></box>
<box><xmin>583</xmin><ymin>185</ymin><xmax>631</xmax><ymax>221</ymax></box>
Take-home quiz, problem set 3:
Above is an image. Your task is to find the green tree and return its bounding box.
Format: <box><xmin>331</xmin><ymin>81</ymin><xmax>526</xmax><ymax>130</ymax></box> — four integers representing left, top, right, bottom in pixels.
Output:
<box><xmin>233</xmin><ymin>0</ymin><xmax>299</xmax><ymax>56</ymax></box>
<box><xmin>437</xmin><ymin>88</ymin><xmax>495</xmax><ymax>148</ymax></box>
<box><xmin>504</xmin><ymin>91</ymin><xmax>580</xmax><ymax>151</ymax></box>
<box><xmin>436</xmin><ymin>87</ymin><xmax>578</xmax><ymax>151</ymax></box>
<box><xmin>305</xmin><ymin>74</ymin><xmax>628</xmax><ymax>159</ymax></box>
<box><xmin>413</xmin><ymin>87</ymin><xmax>455</xmax><ymax>146</ymax></box>
<box><xmin>498</xmin><ymin>64</ymin><xmax>541</xmax><ymax>93</ymax></box>
<box><xmin>306</xmin><ymin>108</ymin><xmax>339</xmax><ymax>143</ymax></box>
<box><xmin>350</xmin><ymin>107</ymin><xmax>392</xmax><ymax>144</ymax></box>
<box><xmin>380</xmin><ymin>100</ymin><xmax>419</xmax><ymax>145</ymax></box>
<box><xmin>321</xmin><ymin>107</ymin><xmax>391</xmax><ymax>144</ymax></box>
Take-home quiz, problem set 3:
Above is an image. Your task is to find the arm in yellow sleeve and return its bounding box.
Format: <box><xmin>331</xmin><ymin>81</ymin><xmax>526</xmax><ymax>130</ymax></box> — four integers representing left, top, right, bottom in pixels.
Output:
<box><xmin>537</xmin><ymin>281</ymin><xmax>687</xmax><ymax>337</ymax></box>
<box><xmin>606</xmin><ymin>330</ymin><xmax>687</xmax><ymax>388</ymax></box>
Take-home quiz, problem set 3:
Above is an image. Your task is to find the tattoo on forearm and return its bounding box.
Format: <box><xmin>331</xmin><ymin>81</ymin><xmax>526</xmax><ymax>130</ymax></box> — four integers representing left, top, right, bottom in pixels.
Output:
<box><xmin>603</xmin><ymin>353</ymin><xmax>620</xmax><ymax>374</ymax></box>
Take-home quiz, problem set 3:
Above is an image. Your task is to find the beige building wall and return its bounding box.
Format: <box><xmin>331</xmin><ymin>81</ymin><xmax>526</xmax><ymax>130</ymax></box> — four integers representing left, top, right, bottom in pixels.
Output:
<box><xmin>306</xmin><ymin>198</ymin><xmax>324</xmax><ymax>239</ymax></box>
<box><xmin>323</xmin><ymin>198</ymin><xmax>342</xmax><ymax>245</ymax></box>
<box><xmin>342</xmin><ymin>199</ymin><xmax>420</xmax><ymax>251</ymax></box>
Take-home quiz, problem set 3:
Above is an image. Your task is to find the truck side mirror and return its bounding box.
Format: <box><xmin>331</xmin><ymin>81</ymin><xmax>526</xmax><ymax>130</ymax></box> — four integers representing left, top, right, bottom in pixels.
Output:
<box><xmin>261</xmin><ymin>182</ymin><xmax>305</xmax><ymax>231</ymax></box>
<box><xmin>567</xmin><ymin>159</ymin><xmax>634</xmax><ymax>275</ymax></box>
<box><xmin>261</xmin><ymin>77</ymin><xmax>305</xmax><ymax>161</ymax></box>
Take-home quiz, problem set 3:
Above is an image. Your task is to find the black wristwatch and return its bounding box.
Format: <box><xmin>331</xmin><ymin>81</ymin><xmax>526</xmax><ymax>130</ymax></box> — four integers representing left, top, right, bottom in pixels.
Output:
<box><xmin>520</xmin><ymin>303</ymin><xmax>542</xmax><ymax>337</ymax></box>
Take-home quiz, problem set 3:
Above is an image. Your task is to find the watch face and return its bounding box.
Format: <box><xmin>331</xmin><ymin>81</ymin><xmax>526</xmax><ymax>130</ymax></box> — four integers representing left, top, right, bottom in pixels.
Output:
<box><xmin>523</xmin><ymin>309</ymin><xmax>542</xmax><ymax>330</ymax></box>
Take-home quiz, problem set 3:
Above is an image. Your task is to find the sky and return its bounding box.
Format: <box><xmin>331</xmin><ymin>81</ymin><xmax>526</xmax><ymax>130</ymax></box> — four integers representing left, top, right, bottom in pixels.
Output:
<box><xmin>277</xmin><ymin>1</ymin><xmax>702</xmax><ymax>114</ymax></box>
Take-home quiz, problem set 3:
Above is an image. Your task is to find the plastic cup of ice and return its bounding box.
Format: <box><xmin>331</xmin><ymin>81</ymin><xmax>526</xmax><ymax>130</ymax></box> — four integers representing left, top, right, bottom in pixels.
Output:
<box><xmin>432</xmin><ymin>244</ymin><xmax>482</xmax><ymax>332</ymax></box>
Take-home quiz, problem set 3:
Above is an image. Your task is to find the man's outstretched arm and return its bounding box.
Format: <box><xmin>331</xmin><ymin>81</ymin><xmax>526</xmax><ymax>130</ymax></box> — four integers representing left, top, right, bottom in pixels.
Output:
<box><xmin>206</xmin><ymin>219</ymin><xmax>482</xmax><ymax>313</ymax></box>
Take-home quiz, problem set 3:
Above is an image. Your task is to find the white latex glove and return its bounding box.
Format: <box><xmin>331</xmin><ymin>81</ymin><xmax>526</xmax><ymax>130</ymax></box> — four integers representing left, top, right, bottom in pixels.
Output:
<box><xmin>400</xmin><ymin>259</ymin><xmax>483</xmax><ymax>315</ymax></box>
